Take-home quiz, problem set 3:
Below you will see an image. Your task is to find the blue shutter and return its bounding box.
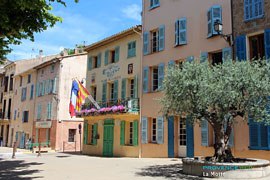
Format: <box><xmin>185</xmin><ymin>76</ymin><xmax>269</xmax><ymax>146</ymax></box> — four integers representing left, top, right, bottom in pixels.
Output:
<box><xmin>121</xmin><ymin>78</ymin><xmax>126</xmax><ymax>100</ymax></box>
<box><xmin>159</xmin><ymin>25</ymin><xmax>165</xmax><ymax>51</ymax></box>
<box><xmin>260</xmin><ymin>124</ymin><xmax>269</xmax><ymax>148</ymax></box>
<box><xmin>141</xmin><ymin>117</ymin><xmax>148</xmax><ymax>143</ymax></box>
<box><xmin>143</xmin><ymin>67</ymin><xmax>149</xmax><ymax>93</ymax></box>
<box><xmin>168</xmin><ymin>116</ymin><xmax>174</xmax><ymax>158</ymax></box>
<box><xmin>235</xmin><ymin>35</ymin><xmax>247</xmax><ymax>61</ymax></box>
<box><xmin>157</xmin><ymin>116</ymin><xmax>164</xmax><ymax>144</ymax></box>
<box><xmin>207</xmin><ymin>8</ymin><xmax>212</xmax><ymax>37</ymax></box>
<box><xmin>88</xmin><ymin>56</ymin><xmax>92</xmax><ymax>70</ymax></box>
<box><xmin>179</xmin><ymin>18</ymin><xmax>187</xmax><ymax>45</ymax></box>
<box><xmin>21</xmin><ymin>88</ymin><xmax>23</xmax><ymax>101</ymax></box>
<box><xmin>30</xmin><ymin>84</ymin><xmax>34</xmax><ymax>99</ymax></box>
<box><xmin>97</xmin><ymin>53</ymin><xmax>101</xmax><ymax>68</ymax></box>
<box><xmin>249</xmin><ymin>114</ymin><xmax>259</xmax><ymax>149</ymax></box>
<box><xmin>158</xmin><ymin>63</ymin><xmax>165</xmax><ymax>91</ymax></box>
<box><xmin>264</xmin><ymin>29</ymin><xmax>270</xmax><ymax>59</ymax></box>
<box><xmin>212</xmin><ymin>5</ymin><xmax>222</xmax><ymax>35</ymax></box>
<box><xmin>14</xmin><ymin>110</ymin><xmax>17</xmax><ymax>120</ymax></box>
<box><xmin>175</xmin><ymin>20</ymin><xmax>179</xmax><ymax>46</ymax></box>
<box><xmin>102</xmin><ymin>82</ymin><xmax>107</xmax><ymax>102</ymax></box>
<box><xmin>168</xmin><ymin>60</ymin><xmax>175</xmax><ymax>68</ymax></box>
<box><xmin>113</xmin><ymin>80</ymin><xmax>118</xmax><ymax>100</ymax></box>
<box><xmin>143</xmin><ymin>32</ymin><xmax>150</xmax><ymax>55</ymax></box>
<box><xmin>201</xmin><ymin>118</ymin><xmax>209</xmax><ymax>146</ymax></box>
<box><xmin>52</xmin><ymin>78</ymin><xmax>57</xmax><ymax>93</ymax></box>
<box><xmin>155</xmin><ymin>0</ymin><xmax>160</xmax><ymax>7</ymax></box>
<box><xmin>22</xmin><ymin>111</ymin><xmax>25</xmax><ymax>122</ymax></box>
<box><xmin>222</xmin><ymin>47</ymin><xmax>232</xmax><ymax>64</ymax></box>
<box><xmin>186</xmin><ymin>56</ymin><xmax>194</xmax><ymax>63</ymax></box>
<box><xmin>200</xmin><ymin>52</ymin><xmax>208</xmax><ymax>64</ymax></box>
<box><xmin>105</xmin><ymin>50</ymin><xmax>109</xmax><ymax>66</ymax></box>
<box><xmin>24</xmin><ymin>87</ymin><xmax>27</xmax><ymax>101</ymax></box>
<box><xmin>150</xmin><ymin>0</ymin><xmax>154</xmax><ymax>9</ymax></box>
<box><xmin>244</xmin><ymin>0</ymin><xmax>250</xmax><ymax>21</ymax></box>
<box><xmin>186</xmin><ymin>116</ymin><xmax>194</xmax><ymax>158</ymax></box>
<box><xmin>224</xmin><ymin>120</ymin><xmax>234</xmax><ymax>147</ymax></box>
<box><xmin>115</xmin><ymin>46</ymin><xmax>120</xmax><ymax>62</ymax></box>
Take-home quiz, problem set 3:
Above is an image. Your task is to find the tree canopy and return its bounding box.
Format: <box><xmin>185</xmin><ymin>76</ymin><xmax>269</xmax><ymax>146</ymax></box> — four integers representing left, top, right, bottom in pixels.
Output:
<box><xmin>0</xmin><ymin>0</ymin><xmax>78</xmax><ymax>62</ymax></box>
<box><xmin>160</xmin><ymin>60</ymin><xmax>270</xmax><ymax>162</ymax></box>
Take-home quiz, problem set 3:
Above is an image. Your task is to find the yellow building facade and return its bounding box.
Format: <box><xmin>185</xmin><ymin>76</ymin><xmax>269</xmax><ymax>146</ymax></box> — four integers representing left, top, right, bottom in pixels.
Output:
<box><xmin>81</xmin><ymin>26</ymin><xmax>142</xmax><ymax>157</ymax></box>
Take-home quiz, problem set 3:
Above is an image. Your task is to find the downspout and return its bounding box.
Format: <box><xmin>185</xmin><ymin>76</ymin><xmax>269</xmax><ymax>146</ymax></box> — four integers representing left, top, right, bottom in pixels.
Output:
<box><xmin>31</xmin><ymin>69</ymin><xmax>38</xmax><ymax>146</ymax></box>
<box><xmin>139</xmin><ymin>0</ymin><xmax>144</xmax><ymax>159</ymax></box>
<box><xmin>230</xmin><ymin>0</ymin><xmax>235</xmax><ymax>59</ymax></box>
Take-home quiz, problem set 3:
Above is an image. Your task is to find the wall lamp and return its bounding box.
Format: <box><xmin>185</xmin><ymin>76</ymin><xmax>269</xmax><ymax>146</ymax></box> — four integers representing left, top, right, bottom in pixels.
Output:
<box><xmin>214</xmin><ymin>20</ymin><xmax>232</xmax><ymax>46</ymax></box>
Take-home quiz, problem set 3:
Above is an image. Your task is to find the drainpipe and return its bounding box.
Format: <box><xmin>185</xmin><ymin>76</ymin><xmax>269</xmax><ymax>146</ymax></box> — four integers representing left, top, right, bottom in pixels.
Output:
<box><xmin>139</xmin><ymin>0</ymin><xmax>145</xmax><ymax>159</ymax></box>
<box><xmin>230</xmin><ymin>0</ymin><xmax>235</xmax><ymax>59</ymax></box>
<box><xmin>31</xmin><ymin>69</ymin><xmax>38</xmax><ymax>146</ymax></box>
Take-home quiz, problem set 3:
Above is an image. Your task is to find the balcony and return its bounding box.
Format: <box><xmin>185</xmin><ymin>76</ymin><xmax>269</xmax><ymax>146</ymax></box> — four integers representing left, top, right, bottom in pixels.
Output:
<box><xmin>78</xmin><ymin>98</ymin><xmax>140</xmax><ymax>117</ymax></box>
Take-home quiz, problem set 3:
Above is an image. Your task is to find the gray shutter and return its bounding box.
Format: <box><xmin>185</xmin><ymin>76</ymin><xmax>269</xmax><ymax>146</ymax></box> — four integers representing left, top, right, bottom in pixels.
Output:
<box><xmin>52</xmin><ymin>78</ymin><xmax>57</xmax><ymax>94</ymax></box>
<box><xmin>105</xmin><ymin>50</ymin><xmax>109</xmax><ymax>66</ymax></box>
<box><xmin>113</xmin><ymin>80</ymin><xmax>118</xmax><ymax>100</ymax></box>
<box><xmin>158</xmin><ymin>63</ymin><xmax>165</xmax><ymax>91</ymax></box>
<box><xmin>179</xmin><ymin>18</ymin><xmax>187</xmax><ymax>45</ymax></box>
<box><xmin>175</xmin><ymin>20</ymin><xmax>179</xmax><ymax>46</ymax></box>
<box><xmin>143</xmin><ymin>32</ymin><xmax>149</xmax><ymax>55</ymax></box>
<box><xmin>97</xmin><ymin>53</ymin><xmax>101</xmax><ymax>68</ymax></box>
<box><xmin>88</xmin><ymin>56</ymin><xmax>92</xmax><ymax>70</ymax></box>
<box><xmin>115</xmin><ymin>46</ymin><xmax>120</xmax><ymax>62</ymax></box>
<box><xmin>143</xmin><ymin>67</ymin><xmax>149</xmax><ymax>93</ymax></box>
<box><xmin>157</xmin><ymin>116</ymin><xmax>164</xmax><ymax>144</ymax></box>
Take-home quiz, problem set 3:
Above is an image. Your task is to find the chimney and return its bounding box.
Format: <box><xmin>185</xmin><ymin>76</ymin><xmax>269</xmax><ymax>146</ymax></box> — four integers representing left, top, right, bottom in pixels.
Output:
<box><xmin>39</xmin><ymin>50</ymin><xmax>43</xmax><ymax>56</ymax></box>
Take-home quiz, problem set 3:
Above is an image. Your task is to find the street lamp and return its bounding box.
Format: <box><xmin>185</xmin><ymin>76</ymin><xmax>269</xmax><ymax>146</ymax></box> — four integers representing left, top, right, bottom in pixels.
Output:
<box><xmin>214</xmin><ymin>20</ymin><xmax>232</xmax><ymax>46</ymax></box>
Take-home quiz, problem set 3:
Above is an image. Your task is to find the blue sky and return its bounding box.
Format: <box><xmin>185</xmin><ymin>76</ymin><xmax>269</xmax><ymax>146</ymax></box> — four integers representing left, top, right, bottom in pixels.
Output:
<box><xmin>7</xmin><ymin>0</ymin><xmax>142</xmax><ymax>61</ymax></box>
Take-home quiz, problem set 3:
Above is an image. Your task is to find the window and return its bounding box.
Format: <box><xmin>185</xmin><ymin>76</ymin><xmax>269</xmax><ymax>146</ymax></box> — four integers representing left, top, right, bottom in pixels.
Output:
<box><xmin>111</xmin><ymin>50</ymin><xmax>116</xmax><ymax>63</ymax></box>
<box><xmin>130</xmin><ymin>79</ymin><xmax>135</xmax><ymax>98</ymax></box>
<box><xmin>92</xmin><ymin>86</ymin><xmax>97</xmax><ymax>101</ymax></box>
<box><xmin>41</xmin><ymin>69</ymin><xmax>44</xmax><ymax>77</ymax></box>
<box><xmin>90</xmin><ymin>125</ymin><xmax>94</xmax><ymax>144</ymax></box>
<box><xmin>151</xmin><ymin>118</ymin><xmax>157</xmax><ymax>142</ymax></box>
<box><xmin>27</xmin><ymin>74</ymin><xmax>31</xmax><ymax>83</ymax></box>
<box><xmin>110</xmin><ymin>83</ymin><xmax>114</xmax><ymax>100</ymax></box>
<box><xmin>150</xmin><ymin>0</ymin><xmax>160</xmax><ymax>9</ymax></box>
<box><xmin>21</xmin><ymin>87</ymin><xmax>27</xmax><ymax>101</ymax></box>
<box><xmin>152</xmin><ymin>67</ymin><xmax>159</xmax><ymax>91</ymax></box>
<box><xmin>175</xmin><ymin>18</ymin><xmax>187</xmax><ymax>46</ymax></box>
<box><xmin>68</xmin><ymin>129</ymin><xmax>76</xmax><ymax>142</ymax></box>
<box><xmin>151</xmin><ymin>31</ymin><xmax>159</xmax><ymax>53</ymax></box>
<box><xmin>207</xmin><ymin>5</ymin><xmax>222</xmax><ymax>37</ymax></box>
<box><xmin>179</xmin><ymin>118</ymin><xmax>187</xmax><ymax>146</ymax></box>
<box><xmin>249</xmin><ymin>34</ymin><xmax>265</xmax><ymax>60</ymax></box>
<box><xmin>51</xmin><ymin>64</ymin><xmax>55</xmax><ymax>73</ymax></box>
<box><xmin>129</xmin><ymin>122</ymin><xmax>133</xmax><ymax>144</ymax></box>
<box><xmin>244</xmin><ymin>0</ymin><xmax>263</xmax><ymax>21</ymax></box>
<box><xmin>14</xmin><ymin>110</ymin><xmax>17</xmax><ymax>120</ymax></box>
<box><xmin>93</xmin><ymin>56</ymin><xmax>98</xmax><ymax>68</ymax></box>
<box><xmin>22</xmin><ymin>111</ymin><xmax>29</xmax><ymax>123</ymax></box>
<box><xmin>19</xmin><ymin>76</ymin><xmax>22</xmax><ymax>87</ymax></box>
<box><xmin>30</xmin><ymin>85</ymin><xmax>34</xmax><ymax>100</ymax></box>
<box><xmin>4</xmin><ymin>76</ymin><xmax>8</xmax><ymax>92</ymax></box>
<box><xmin>127</xmin><ymin>41</ymin><xmax>136</xmax><ymax>58</ymax></box>
<box><xmin>47</xmin><ymin>103</ymin><xmax>52</xmax><ymax>119</ymax></box>
<box><xmin>85</xmin><ymin>123</ymin><xmax>97</xmax><ymax>145</ymax></box>
<box><xmin>211</xmin><ymin>52</ymin><xmax>223</xmax><ymax>66</ymax></box>
<box><xmin>9</xmin><ymin>74</ymin><xmax>13</xmax><ymax>91</ymax></box>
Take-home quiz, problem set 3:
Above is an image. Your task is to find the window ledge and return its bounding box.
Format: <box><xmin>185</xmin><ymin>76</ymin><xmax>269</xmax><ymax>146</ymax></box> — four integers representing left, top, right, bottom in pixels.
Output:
<box><xmin>244</xmin><ymin>15</ymin><xmax>264</xmax><ymax>23</ymax></box>
<box><xmin>249</xmin><ymin>147</ymin><xmax>270</xmax><ymax>151</ymax></box>
<box><xmin>149</xmin><ymin>141</ymin><xmax>157</xmax><ymax>144</ymax></box>
<box><xmin>175</xmin><ymin>43</ymin><xmax>187</xmax><ymax>48</ymax></box>
<box><xmin>124</xmin><ymin>144</ymin><xmax>134</xmax><ymax>146</ymax></box>
<box><xmin>86</xmin><ymin>144</ymin><xmax>97</xmax><ymax>146</ymax></box>
<box><xmin>149</xmin><ymin>5</ymin><xmax>160</xmax><ymax>11</ymax></box>
<box><xmin>127</xmin><ymin>55</ymin><xmax>136</xmax><ymax>59</ymax></box>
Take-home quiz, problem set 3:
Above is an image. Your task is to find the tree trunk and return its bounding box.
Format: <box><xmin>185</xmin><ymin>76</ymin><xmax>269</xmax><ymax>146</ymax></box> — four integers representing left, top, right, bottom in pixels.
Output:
<box><xmin>212</xmin><ymin>123</ymin><xmax>234</xmax><ymax>162</ymax></box>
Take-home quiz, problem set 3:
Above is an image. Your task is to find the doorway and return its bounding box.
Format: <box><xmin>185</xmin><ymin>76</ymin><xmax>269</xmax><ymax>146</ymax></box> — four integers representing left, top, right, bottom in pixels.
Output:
<box><xmin>103</xmin><ymin>120</ymin><xmax>114</xmax><ymax>157</ymax></box>
<box><xmin>178</xmin><ymin>118</ymin><xmax>187</xmax><ymax>157</ymax></box>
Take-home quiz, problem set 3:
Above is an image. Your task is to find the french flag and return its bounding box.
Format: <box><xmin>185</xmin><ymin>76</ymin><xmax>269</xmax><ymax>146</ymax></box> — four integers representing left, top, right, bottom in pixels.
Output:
<box><xmin>69</xmin><ymin>80</ymin><xmax>79</xmax><ymax>117</ymax></box>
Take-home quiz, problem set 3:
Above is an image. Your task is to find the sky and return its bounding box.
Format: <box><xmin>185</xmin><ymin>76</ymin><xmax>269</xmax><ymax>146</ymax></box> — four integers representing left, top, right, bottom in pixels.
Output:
<box><xmin>7</xmin><ymin>0</ymin><xmax>142</xmax><ymax>61</ymax></box>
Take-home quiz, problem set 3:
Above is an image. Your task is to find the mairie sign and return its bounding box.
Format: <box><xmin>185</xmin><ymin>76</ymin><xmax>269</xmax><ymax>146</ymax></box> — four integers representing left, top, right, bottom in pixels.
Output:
<box><xmin>103</xmin><ymin>65</ymin><xmax>120</xmax><ymax>78</ymax></box>
<box><xmin>36</xmin><ymin>121</ymin><xmax>52</xmax><ymax>128</ymax></box>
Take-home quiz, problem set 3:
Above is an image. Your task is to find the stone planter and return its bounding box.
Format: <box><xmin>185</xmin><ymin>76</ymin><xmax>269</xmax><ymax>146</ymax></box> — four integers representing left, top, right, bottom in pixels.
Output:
<box><xmin>183</xmin><ymin>157</ymin><xmax>270</xmax><ymax>179</ymax></box>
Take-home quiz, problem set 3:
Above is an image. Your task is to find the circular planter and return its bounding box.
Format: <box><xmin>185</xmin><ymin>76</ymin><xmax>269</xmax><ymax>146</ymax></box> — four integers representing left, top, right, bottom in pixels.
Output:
<box><xmin>183</xmin><ymin>157</ymin><xmax>270</xmax><ymax>179</ymax></box>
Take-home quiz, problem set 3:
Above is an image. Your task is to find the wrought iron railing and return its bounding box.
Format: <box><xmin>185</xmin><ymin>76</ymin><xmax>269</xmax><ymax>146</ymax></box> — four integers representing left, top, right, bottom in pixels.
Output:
<box><xmin>81</xmin><ymin>98</ymin><xmax>140</xmax><ymax>113</ymax></box>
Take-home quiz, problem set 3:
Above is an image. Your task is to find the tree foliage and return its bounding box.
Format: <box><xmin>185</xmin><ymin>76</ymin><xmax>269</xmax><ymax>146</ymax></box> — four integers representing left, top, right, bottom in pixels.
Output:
<box><xmin>0</xmin><ymin>0</ymin><xmax>78</xmax><ymax>62</ymax></box>
<box><xmin>160</xmin><ymin>60</ymin><xmax>270</xmax><ymax>162</ymax></box>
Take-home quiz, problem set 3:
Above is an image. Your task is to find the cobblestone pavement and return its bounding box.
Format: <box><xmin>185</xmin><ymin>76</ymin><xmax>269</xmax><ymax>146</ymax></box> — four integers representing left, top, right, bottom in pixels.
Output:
<box><xmin>0</xmin><ymin>149</ymin><xmax>269</xmax><ymax>180</ymax></box>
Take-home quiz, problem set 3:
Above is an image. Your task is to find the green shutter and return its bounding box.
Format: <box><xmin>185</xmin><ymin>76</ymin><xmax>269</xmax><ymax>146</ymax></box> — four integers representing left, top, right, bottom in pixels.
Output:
<box><xmin>47</xmin><ymin>103</ymin><xmax>52</xmax><ymax>119</ymax></box>
<box><xmin>37</xmin><ymin>104</ymin><xmax>41</xmax><ymax>120</ymax></box>
<box><xmin>133</xmin><ymin>120</ymin><xmax>138</xmax><ymax>146</ymax></box>
<box><xmin>93</xmin><ymin>123</ymin><xmax>98</xmax><ymax>145</ymax></box>
<box><xmin>134</xmin><ymin>75</ymin><xmax>138</xmax><ymax>98</ymax></box>
<box><xmin>121</xmin><ymin>78</ymin><xmax>126</xmax><ymax>100</ymax></box>
<box><xmin>42</xmin><ymin>80</ymin><xmax>45</xmax><ymax>95</ymax></box>
<box><xmin>52</xmin><ymin>78</ymin><xmax>57</xmax><ymax>93</ymax></box>
<box><xmin>97</xmin><ymin>53</ymin><xmax>101</xmax><ymax>68</ymax></box>
<box><xmin>120</xmin><ymin>121</ymin><xmax>125</xmax><ymax>145</ymax></box>
<box><xmin>36</xmin><ymin>82</ymin><xmax>39</xmax><ymax>97</ymax></box>
<box><xmin>157</xmin><ymin>116</ymin><xmax>164</xmax><ymax>144</ymax></box>
<box><xmin>158</xmin><ymin>63</ymin><xmax>165</xmax><ymax>91</ymax></box>
<box><xmin>88</xmin><ymin>56</ymin><xmax>92</xmax><ymax>70</ymax></box>
<box><xmin>115</xmin><ymin>46</ymin><xmax>120</xmax><ymax>62</ymax></box>
<box><xmin>102</xmin><ymin>82</ymin><xmax>107</xmax><ymax>102</ymax></box>
<box><xmin>113</xmin><ymin>80</ymin><xmax>118</xmax><ymax>100</ymax></box>
<box><xmin>46</xmin><ymin>80</ymin><xmax>50</xmax><ymax>94</ymax></box>
<box><xmin>84</xmin><ymin>123</ymin><xmax>88</xmax><ymax>145</ymax></box>
<box><xmin>105</xmin><ymin>50</ymin><xmax>109</xmax><ymax>66</ymax></box>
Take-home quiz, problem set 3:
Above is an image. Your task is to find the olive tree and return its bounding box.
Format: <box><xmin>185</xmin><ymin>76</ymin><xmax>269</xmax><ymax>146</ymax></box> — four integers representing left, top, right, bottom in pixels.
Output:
<box><xmin>160</xmin><ymin>60</ymin><xmax>270</xmax><ymax>162</ymax></box>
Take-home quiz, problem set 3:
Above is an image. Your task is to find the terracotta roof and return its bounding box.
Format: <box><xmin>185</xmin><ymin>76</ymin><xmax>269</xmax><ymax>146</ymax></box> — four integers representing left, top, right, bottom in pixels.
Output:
<box><xmin>84</xmin><ymin>25</ymin><xmax>142</xmax><ymax>52</ymax></box>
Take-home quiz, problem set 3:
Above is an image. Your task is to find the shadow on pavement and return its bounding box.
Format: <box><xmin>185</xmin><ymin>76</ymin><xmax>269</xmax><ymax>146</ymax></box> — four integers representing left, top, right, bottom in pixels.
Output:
<box><xmin>0</xmin><ymin>158</ymin><xmax>43</xmax><ymax>180</ymax></box>
<box><xmin>136</xmin><ymin>163</ymin><xmax>203</xmax><ymax>180</ymax></box>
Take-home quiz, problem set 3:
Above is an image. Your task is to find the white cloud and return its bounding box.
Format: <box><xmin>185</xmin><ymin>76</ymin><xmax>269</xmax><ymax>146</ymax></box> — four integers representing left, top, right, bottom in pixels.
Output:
<box><xmin>122</xmin><ymin>4</ymin><xmax>141</xmax><ymax>22</ymax></box>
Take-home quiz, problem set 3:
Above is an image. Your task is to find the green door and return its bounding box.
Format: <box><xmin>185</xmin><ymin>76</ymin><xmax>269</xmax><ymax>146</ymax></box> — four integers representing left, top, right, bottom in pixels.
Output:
<box><xmin>103</xmin><ymin>120</ymin><xmax>114</xmax><ymax>157</ymax></box>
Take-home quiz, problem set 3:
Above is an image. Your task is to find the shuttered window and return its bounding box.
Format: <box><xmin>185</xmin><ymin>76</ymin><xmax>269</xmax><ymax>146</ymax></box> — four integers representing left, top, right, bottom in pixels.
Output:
<box><xmin>127</xmin><ymin>41</ymin><xmax>136</xmax><ymax>58</ymax></box>
<box><xmin>47</xmin><ymin>103</ymin><xmax>52</xmax><ymax>119</ymax></box>
<box><xmin>93</xmin><ymin>123</ymin><xmax>98</xmax><ymax>145</ymax></box>
<box><xmin>141</xmin><ymin>117</ymin><xmax>148</xmax><ymax>143</ymax></box>
<box><xmin>150</xmin><ymin>0</ymin><xmax>160</xmax><ymax>9</ymax></box>
<box><xmin>207</xmin><ymin>5</ymin><xmax>222</xmax><ymax>37</ymax></box>
<box><xmin>133</xmin><ymin>120</ymin><xmax>138</xmax><ymax>146</ymax></box>
<box><xmin>159</xmin><ymin>25</ymin><xmax>165</xmax><ymax>51</ymax></box>
<box><xmin>120</xmin><ymin>121</ymin><xmax>125</xmax><ymax>145</ymax></box>
<box><xmin>244</xmin><ymin>0</ymin><xmax>263</xmax><ymax>21</ymax></box>
<box><xmin>158</xmin><ymin>63</ymin><xmax>164</xmax><ymax>91</ymax></box>
<box><xmin>105</xmin><ymin>50</ymin><xmax>109</xmax><ymax>66</ymax></box>
<box><xmin>143</xmin><ymin>67</ymin><xmax>149</xmax><ymax>93</ymax></box>
<box><xmin>265</xmin><ymin>29</ymin><xmax>270</xmax><ymax>59</ymax></box>
<box><xmin>97</xmin><ymin>53</ymin><xmax>101</xmax><ymax>68</ymax></box>
<box><xmin>235</xmin><ymin>35</ymin><xmax>247</xmax><ymax>61</ymax></box>
<box><xmin>157</xmin><ymin>116</ymin><xmax>164</xmax><ymax>144</ymax></box>
<box><xmin>179</xmin><ymin>18</ymin><xmax>187</xmax><ymax>45</ymax></box>
<box><xmin>143</xmin><ymin>32</ymin><xmax>149</xmax><ymax>55</ymax></box>
<box><xmin>222</xmin><ymin>47</ymin><xmax>232</xmax><ymax>63</ymax></box>
<box><xmin>37</xmin><ymin>104</ymin><xmax>41</xmax><ymax>120</ymax></box>
<box><xmin>121</xmin><ymin>78</ymin><xmax>126</xmax><ymax>100</ymax></box>
<box><xmin>102</xmin><ymin>82</ymin><xmax>107</xmax><ymax>102</ymax></box>
<box><xmin>115</xmin><ymin>46</ymin><xmax>120</xmax><ymax>63</ymax></box>
<box><xmin>30</xmin><ymin>84</ymin><xmax>34</xmax><ymax>99</ymax></box>
<box><xmin>84</xmin><ymin>123</ymin><xmax>88</xmax><ymax>145</ymax></box>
